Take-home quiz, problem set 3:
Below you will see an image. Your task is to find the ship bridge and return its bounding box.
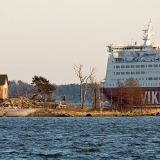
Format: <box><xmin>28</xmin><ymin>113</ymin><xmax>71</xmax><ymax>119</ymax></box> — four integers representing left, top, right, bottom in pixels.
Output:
<box><xmin>107</xmin><ymin>20</ymin><xmax>160</xmax><ymax>55</ymax></box>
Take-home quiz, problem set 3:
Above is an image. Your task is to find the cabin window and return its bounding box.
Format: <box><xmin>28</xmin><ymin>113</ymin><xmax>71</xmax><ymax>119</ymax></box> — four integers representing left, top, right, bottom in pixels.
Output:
<box><xmin>141</xmin><ymin>65</ymin><xmax>145</xmax><ymax>68</ymax></box>
<box><xmin>131</xmin><ymin>65</ymin><xmax>135</xmax><ymax>68</ymax></box>
<box><xmin>131</xmin><ymin>72</ymin><xmax>135</xmax><ymax>74</ymax></box>
<box><xmin>136</xmin><ymin>65</ymin><xmax>140</xmax><ymax>68</ymax></box>
<box><xmin>121</xmin><ymin>65</ymin><xmax>125</xmax><ymax>68</ymax></box>
<box><xmin>116</xmin><ymin>66</ymin><xmax>120</xmax><ymax>68</ymax></box>
<box><xmin>126</xmin><ymin>65</ymin><xmax>130</xmax><ymax>68</ymax></box>
<box><xmin>136</xmin><ymin>71</ymin><xmax>140</xmax><ymax>74</ymax></box>
<box><xmin>126</xmin><ymin>72</ymin><xmax>130</xmax><ymax>75</ymax></box>
<box><xmin>154</xmin><ymin>77</ymin><xmax>158</xmax><ymax>80</ymax></box>
<box><xmin>148</xmin><ymin>64</ymin><xmax>152</xmax><ymax>67</ymax></box>
<box><xmin>154</xmin><ymin>64</ymin><xmax>158</xmax><ymax>67</ymax></box>
<box><xmin>116</xmin><ymin>72</ymin><xmax>120</xmax><ymax>75</ymax></box>
<box><xmin>148</xmin><ymin>77</ymin><xmax>153</xmax><ymax>80</ymax></box>
<box><xmin>141</xmin><ymin>71</ymin><xmax>145</xmax><ymax>74</ymax></box>
<box><xmin>121</xmin><ymin>72</ymin><xmax>125</xmax><ymax>75</ymax></box>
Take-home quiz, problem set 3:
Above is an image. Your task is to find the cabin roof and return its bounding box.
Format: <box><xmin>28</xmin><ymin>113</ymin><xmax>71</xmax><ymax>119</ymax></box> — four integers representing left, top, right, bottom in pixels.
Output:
<box><xmin>0</xmin><ymin>75</ymin><xmax>8</xmax><ymax>85</ymax></box>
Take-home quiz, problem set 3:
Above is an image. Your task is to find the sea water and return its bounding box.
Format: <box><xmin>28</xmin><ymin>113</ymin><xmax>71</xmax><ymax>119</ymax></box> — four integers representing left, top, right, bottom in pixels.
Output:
<box><xmin>0</xmin><ymin>117</ymin><xmax>160</xmax><ymax>159</ymax></box>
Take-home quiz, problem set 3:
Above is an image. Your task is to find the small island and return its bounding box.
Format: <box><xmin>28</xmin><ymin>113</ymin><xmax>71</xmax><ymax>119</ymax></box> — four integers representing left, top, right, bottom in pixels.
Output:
<box><xmin>0</xmin><ymin>74</ymin><xmax>160</xmax><ymax>117</ymax></box>
<box><xmin>0</xmin><ymin>96</ymin><xmax>160</xmax><ymax>117</ymax></box>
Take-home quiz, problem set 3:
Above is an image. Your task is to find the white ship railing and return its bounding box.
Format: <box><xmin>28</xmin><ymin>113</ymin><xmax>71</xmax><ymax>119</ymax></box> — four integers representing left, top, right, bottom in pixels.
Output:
<box><xmin>109</xmin><ymin>50</ymin><xmax>160</xmax><ymax>63</ymax></box>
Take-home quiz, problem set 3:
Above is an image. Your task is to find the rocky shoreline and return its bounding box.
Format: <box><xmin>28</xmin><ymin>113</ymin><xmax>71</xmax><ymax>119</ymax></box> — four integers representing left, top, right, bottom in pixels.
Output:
<box><xmin>0</xmin><ymin>107</ymin><xmax>160</xmax><ymax>117</ymax></box>
<box><xmin>1</xmin><ymin>97</ymin><xmax>159</xmax><ymax>117</ymax></box>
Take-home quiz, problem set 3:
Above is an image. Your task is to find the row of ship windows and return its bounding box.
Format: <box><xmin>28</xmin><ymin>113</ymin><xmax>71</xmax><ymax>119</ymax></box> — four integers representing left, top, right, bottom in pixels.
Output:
<box><xmin>114</xmin><ymin>64</ymin><xmax>160</xmax><ymax>69</ymax></box>
<box><xmin>114</xmin><ymin>71</ymin><xmax>145</xmax><ymax>75</ymax></box>
<box><xmin>114</xmin><ymin>71</ymin><xmax>160</xmax><ymax>75</ymax></box>
<box><xmin>106</xmin><ymin>83</ymin><xmax>160</xmax><ymax>86</ymax></box>
<box><xmin>111</xmin><ymin>77</ymin><xmax>160</xmax><ymax>81</ymax></box>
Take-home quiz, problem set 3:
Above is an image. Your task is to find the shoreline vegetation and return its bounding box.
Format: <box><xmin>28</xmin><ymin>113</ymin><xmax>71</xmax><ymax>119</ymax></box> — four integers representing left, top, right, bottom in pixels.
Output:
<box><xmin>4</xmin><ymin>76</ymin><xmax>160</xmax><ymax>117</ymax></box>
<box><xmin>0</xmin><ymin>105</ymin><xmax>160</xmax><ymax>117</ymax></box>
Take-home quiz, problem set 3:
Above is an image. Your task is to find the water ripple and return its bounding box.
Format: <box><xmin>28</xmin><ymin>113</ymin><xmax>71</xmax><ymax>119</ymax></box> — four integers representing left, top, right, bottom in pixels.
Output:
<box><xmin>0</xmin><ymin>117</ymin><xmax>160</xmax><ymax>159</ymax></box>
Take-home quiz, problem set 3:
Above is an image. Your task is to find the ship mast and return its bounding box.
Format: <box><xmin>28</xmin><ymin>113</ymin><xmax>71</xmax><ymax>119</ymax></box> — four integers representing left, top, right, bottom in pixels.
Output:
<box><xmin>142</xmin><ymin>19</ymin><xmax>154</xmax><ymax>47</ymax></box>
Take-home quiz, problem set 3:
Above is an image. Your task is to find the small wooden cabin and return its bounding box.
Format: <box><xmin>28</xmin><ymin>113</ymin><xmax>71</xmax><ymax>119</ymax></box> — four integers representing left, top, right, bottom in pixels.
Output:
<box><xmin>0</xmin><ymin>75</ymin><xmax>9</xmax><ymax>100</ymax></box>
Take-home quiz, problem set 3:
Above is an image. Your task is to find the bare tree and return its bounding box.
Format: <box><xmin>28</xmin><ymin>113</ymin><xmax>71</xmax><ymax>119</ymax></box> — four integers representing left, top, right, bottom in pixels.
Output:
<box><xmin>117</xmin><ymin>78</ymin><xmax>144</xmax><ymax>113</ymax></box>
<box><xmin>117</xmin><ymin>80</ymin><xmax>125</xmax><ymax>112</ymax></box>
<box><xmin>134</xmin><ymin>85</ymin><xmax>144</xmax><ymax>112</ymax></box>
<box><xmin>89</xmin><ymin>76</ymin><xmax>99</xmax><ymax>109</ymax></box>
<box><xmin>73</xmin><ymin>64</ymin><xmax>96</xmax><ymax>108</ymax></box>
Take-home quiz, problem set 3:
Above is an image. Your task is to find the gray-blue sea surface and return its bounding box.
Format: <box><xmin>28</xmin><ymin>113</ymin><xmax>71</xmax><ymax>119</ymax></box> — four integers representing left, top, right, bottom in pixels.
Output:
<box><xmin>0</xmin><ymin>117</ymin><xmax>160</xmax><ymax>160</ymax></box>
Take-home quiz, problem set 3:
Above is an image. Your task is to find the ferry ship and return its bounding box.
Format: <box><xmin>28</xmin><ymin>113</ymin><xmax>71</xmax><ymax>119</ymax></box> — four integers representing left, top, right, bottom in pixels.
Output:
<box><xmin>101</xmin><ymin>20</ymin><xmax>160</xmax><ymax>105</ymax></box>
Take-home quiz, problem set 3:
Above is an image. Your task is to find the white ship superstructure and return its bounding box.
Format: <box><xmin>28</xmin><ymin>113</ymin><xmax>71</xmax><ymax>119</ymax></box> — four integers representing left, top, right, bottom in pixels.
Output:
<box><xmin>101</xmin><ymin>20</ymin><xmax>160</xmax><ymax>105</ymax></box>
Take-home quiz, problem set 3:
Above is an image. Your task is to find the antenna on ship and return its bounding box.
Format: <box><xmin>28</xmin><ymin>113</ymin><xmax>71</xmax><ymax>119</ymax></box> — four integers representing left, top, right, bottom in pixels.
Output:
<box><xmin>142</xmin><ymin>19</ymin><xmax>154</xmax><ymax>47</ymax></box>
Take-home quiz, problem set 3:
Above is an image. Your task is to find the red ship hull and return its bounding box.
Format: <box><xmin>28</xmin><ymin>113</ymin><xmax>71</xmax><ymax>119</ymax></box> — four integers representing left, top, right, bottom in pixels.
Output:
<box><xmin>103</xmin><ymin>87</ymin><xmax>160</xmax><ymax>106</ymax></box>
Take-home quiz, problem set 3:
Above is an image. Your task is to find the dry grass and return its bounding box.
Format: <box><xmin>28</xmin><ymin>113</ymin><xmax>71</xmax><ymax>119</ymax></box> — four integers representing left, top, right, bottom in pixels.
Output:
<box><xmin>0</xmin><ymin>105</ymin><xmax>160</xmax><ymax>117</ymax></box>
